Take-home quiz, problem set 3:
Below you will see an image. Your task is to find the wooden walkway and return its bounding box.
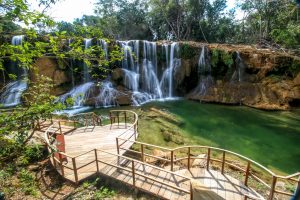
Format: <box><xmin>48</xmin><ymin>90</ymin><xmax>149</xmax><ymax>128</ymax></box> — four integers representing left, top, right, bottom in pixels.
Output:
<box><xmin>43</xmin><ymin>110</ymin><xmax>299</xmax><ymax>200</ymax></box>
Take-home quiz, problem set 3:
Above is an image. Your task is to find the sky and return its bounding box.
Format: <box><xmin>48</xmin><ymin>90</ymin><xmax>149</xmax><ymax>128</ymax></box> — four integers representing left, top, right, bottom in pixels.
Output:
<box><xmin>28</xmin><ymin>0</ymin><xmax>97</xmax><ymax>22</ymax></box>
<box><xmin>28</xmin><ymin>0</ymin><xmax>242</xmax><ymax>22</ymax></box>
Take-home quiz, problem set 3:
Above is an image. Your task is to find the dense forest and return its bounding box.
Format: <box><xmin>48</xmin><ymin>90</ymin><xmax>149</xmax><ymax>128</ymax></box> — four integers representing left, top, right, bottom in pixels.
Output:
<box><xmin>1</xmin><ymin>0</ymin><xmax>300</xmax><ymax>49</ymax></box>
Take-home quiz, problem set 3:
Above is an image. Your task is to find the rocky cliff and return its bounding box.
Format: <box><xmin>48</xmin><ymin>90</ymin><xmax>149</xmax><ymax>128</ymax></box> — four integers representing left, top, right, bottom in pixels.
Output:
<box><xmin>32</xmin><ymin>42</ymin><xmax>300</xmax><ymax>110</ymax></box>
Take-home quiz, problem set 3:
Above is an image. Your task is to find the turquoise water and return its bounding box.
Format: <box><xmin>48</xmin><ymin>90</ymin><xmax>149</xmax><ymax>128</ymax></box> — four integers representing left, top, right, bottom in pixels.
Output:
<box><xmin>142</xmin><ymin>100</ymin><xmax>300</xmax><ymax>174</ymax></box>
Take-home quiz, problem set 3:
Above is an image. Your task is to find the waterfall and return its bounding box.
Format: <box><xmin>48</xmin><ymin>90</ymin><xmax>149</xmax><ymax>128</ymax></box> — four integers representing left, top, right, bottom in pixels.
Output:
<box><xmin>234</xmin><ymin>52</ymin><xmax>246</xmax><ymax>82</ymax></box>
<box><xmin>56</xmin><ymin>39</ymin><xmax>95</xmax><ymax>115</ymax></box>
<box><xmin>99</xmin><ymin>39</ymin><xmax>108</xmax><ymax>60</ymax></box>
<box><xmin>0</xmin><ymin>35</ymin><xmax>28</xmax><ymax>107</ymax></box>
<box><xmin>117</xmin><ymin>40</ymin><xmax>180</xmax><ymax>105</ymax></box>
<box><xmin>59</xmin><ymin>82</ymin><xmax>94</xmax><ymax>107</ymax></box>
<box><xmin>0</xmin><ymin>80</ymin><xmax>27</xmax><ymax>107</ymax></box>
<box><xmin>68</xmin><ymin>39</ymin><xmax>75</xmax><ymax>87</ymax></box>
<box><xmin>160</xmin><ymin>42</ymin><xmax>180</xmax><ymax>98</ymax></box>
<box><xmin>83</xmin><ymin>38</ymin><xmax>92</xmax><ymax>82</ymax></box>
<box><xmin>193</xmin><ymin>46</ymin><xmax>213</xmax><ymax>96</ymax></box>
<box><xmin>95</xmin><ymin>81</ymin><xmax>118</xmax><ymax>108</ymax></box>
<box><xmin>141</xmin><ymin>41</ymin><xmax>162</xmax><ymax>98</ymax></box>
<box><xmin>123</xmin><ymin>69</ymin><xmax>139</xmax><ymax>92</ymax></box>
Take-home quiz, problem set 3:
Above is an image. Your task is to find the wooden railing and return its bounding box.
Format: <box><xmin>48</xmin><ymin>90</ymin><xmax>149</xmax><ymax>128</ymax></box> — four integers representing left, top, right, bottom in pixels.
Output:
<box><xmin>44</xmin><ymin>110</ymin><xmax>300</xmax><ymax>200</ymax></box>
<box><xmin>44</xmin><ymin>110</ymin><xmax>192</xmax><ymax>199</ymax></box>
<box><xmin>109</xmin><ymin>110</ymin><xmax>138</xmax><ymax>154</ymax></box>
<box><xmin>116</xmin><ymin>138</ymin><xmax>300</xmax><ymax>200</ymax></box>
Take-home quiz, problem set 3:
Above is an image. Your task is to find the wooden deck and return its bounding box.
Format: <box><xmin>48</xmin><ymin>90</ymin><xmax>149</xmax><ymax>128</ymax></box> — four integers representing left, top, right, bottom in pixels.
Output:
<box><xmin>43</xmin><ymin>110</ymin><xmax>298</xmax><ymax>200</ymax></box>
<box><xmin>44</xmin><ymin>122</ymin><xmax>264</xmax><ymax>200</ymax></box>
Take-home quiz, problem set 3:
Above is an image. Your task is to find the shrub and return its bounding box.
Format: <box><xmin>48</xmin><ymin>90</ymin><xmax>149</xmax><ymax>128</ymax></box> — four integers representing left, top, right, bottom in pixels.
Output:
<box><xmin>94</xmin><ymin>186</ymin><xmax>115</xmax><ymax>199</ymax></box>
<box><xmin>18</xmin><ymin>169</ymin><xmax>38</xmax><ymax>196</ymax></box>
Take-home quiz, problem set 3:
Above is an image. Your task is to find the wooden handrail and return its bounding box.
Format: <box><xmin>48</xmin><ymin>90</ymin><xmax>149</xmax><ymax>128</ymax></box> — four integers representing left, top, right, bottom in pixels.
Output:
<box><xmin>115</xmin><ymin>137</ymin><xmax>300</xmax><ymax>199</ymax></box>
<box><xmin>96</xmin><ymin>149</ymin><xmax>190</xmax><ymax>180</ymax></box>
<box><xmin>44</xmin><ymin>110</ymin><xmax>299</xmax><ymax>199</ymax></box>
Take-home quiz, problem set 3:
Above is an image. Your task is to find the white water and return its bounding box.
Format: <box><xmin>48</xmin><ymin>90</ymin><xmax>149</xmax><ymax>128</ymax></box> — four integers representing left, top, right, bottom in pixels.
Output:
<box><xmin>99</xmin><ymin>39</ymin><xmax>108</xmax><ymax>60</ymax></box>
<box><xmin>96</xmin><ymin>81</ymin><xmax>118</xmax><ymax>108</ymax></box>
<box><xmin>83</xmin><ymin>38</ymin><xmax>92</xmax><ymax>82</ymax></box>
<box><xmin>193</xmin><ymin>46</ymin><xmax>213</xmax><ymax>96</ymax></box>
<box><xmin>56</xmin><ymin>39</ymin><xmax>95</xmax><ymax>115</ymax></box>
<box><xmin>0</xmin><ymin>35</ymin><xmax>28</xmax><ymax>107</ymax></box>
<box><xmin>160</xmin><ymin>42</ymin><xmax>181</xmax><ymax>98</ymax></box>
<box><xmin>0</xmin><ymin>80</ymin><xmax>27</xmax><ymax>107</ymax></box>
<box><xmin>56</xmin><ymin>82</ymin><xmax>94</xmax><ymax>116</ymax></box>
<box><xmin>232</xmin><ymin>52</ymin><xmax>246</xmax><ymax>82</ymax></box>
<box><xmin>117</xmin><ymin>41</ymin><xmax>180</xmax><ymax>105</ymax></box>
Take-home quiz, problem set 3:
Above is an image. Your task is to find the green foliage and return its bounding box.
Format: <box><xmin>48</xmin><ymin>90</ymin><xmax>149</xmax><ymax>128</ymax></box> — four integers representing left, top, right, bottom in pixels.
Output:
<box><xmin>19</xmin><ymin>144</ymin><xmax>44</xmax><ymax>165</ymax></box>
<box><xmin>211</xmin><ymin>49</ymin><xmax>233</xmax><ymax>68</ymax></box>
<box><xmin>94</xmin><ymin>186</ymin><xmax>115</xmax><ymax>200</ymax></box>
<box><xmin>180</xmin><ymin>43</ymin><xmax>196</xmax><ymax>59</ymax></box>
<box><xmin>271</xmin><ymin>23</ymin><xmax>300</xmax><ymax>48</ymax></box>
<box><xmin>285</xmin><ymin>183</ymin><xmax>296</xmax><ymax>193</ymax></box>
<box><xmin>18</xmin><ymin>169</ymin><xmax>38</xmax><ymax>196</ymax></box>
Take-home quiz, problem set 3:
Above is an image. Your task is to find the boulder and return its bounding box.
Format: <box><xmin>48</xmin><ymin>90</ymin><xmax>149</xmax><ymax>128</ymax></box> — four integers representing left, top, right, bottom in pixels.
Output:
<box><xmin>32</xmin><ymin>57</ymin><xmax>70</xmax><ymax>86</ymax></box>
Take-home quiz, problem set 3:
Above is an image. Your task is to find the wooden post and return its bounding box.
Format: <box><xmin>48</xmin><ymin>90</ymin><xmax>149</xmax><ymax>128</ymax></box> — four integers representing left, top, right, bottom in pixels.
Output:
<box><xmin>72</xmin><ymin>157</ymin><xmax>78</xmax><ymax>184</ymax></box>
<box><xmin>92</xmin><ymin>114</ymin><xmax>95</xmax><ymax>126</ymax></box>
<box><xmin>190</xmin><ymin>182</ymin><xmax>193</xmax><ymax>200</ymax></box>
<box><xmin>117</xmin><ymin>112</ymin><xmax>120</xmax><ymax>128</ymax></box>
<box><xmin>85</xmin><ymin>115</ymin><xmax>88</xmax><ymax>127</ymax></box>
<box><xmin>297</xmin><ymin>176</ymin><xmax>300</xmax><ymax>195</ymax></box>
<box><xmin>110</xmin><ymin>112</ymin><xmax>112</xmax><ymax>129</ymax></box>
<box><xmin>52</xmin><ymin>154</ymin><xmax>57</xmax><ymax>168</ymax></box>
<box><xmin>58</xmin><ymin>153</ymin><xmax>65</xmax><ymax>177</ymax></box>
<box><xmin>206</xmin><ymin>148</ymin><xmax>211</xmax><ymax>171</ymax></box>
<box><xmin>116</xmin><ymin>138</ymin><xmax>120</xmax><ymax>154</ymax></box>
<box><xmin>171</xmin><ymin>150</ymin><xmax>174</xmax><ymax>171</ymax></box>
<box><xmin>141</xmin><ymin>144</ymin><xmax>144</xmax><ymax>162</ymax></box>
<box><xmin>58</xmin><ymin>121</ymin><xmax>62</xmax><ymax>134</ymax></box>
<box><xmin>187</xmin><ymin>147</ymin><xmax>191</xmax><ymax>170</ymax></box>
<box><xmin>132</xmin><ymin>161</ymin><xmax>136</xmax><ymax>187</ymax></box>
<box><xmin>269</xmin><ymin>176</ymin><xmax>277</xmax><ymax>200</ymax></box>
<box><xmin>95</xmin><ymin>149</ymin><xmax>99</xmax><ymax>173</ymax></box>
<box><xmin>124</xmin><ymin>112</ymin><xmax>127</xmax><ymax>128</ymax></box>
<box><xmin>244</xmin><ymin>161</ymin><xmax>251</xmax><ymax>186</ymax></box>
<box><xmin>221</xmin><ymin>151</ymin><xmax>225</xmax><ymax>174</ymax></box>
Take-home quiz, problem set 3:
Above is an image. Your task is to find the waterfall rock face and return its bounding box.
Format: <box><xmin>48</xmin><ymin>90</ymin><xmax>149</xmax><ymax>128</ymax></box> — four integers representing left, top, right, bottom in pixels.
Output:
<box><xmin>3</xmin><ymin>39</ymin><xmax>299</xmax><ymax>111</ymax></box>
<box><xmin>0</xmin><ymin>35</ymin><xmax>28</xmax><ymax>107</ymax></box>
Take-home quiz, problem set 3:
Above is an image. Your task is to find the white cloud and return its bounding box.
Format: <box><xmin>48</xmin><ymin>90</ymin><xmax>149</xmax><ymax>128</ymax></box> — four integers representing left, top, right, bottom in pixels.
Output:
<box><xmin>28</xmin><ymin>0</ymin><xmax>97</xmax><ymax>22</ymax></box>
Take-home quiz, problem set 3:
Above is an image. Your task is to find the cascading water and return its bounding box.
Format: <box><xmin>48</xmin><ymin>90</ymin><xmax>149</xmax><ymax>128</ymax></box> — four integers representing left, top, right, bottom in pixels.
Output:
<box><xmin>59</xmin><ymin>82</ymin><xmax>94</xmax><ymax>107</ymax></box>
<box><xmin>0</xmin><ymin>35</ymin><xmax>28</xmax><ymax>107</ymax></box>
<box><xmin>160</xmin><ymin>42</ymin><xmax>181</xmax><ymax>98</ymax></box>
<box><xmin>233</xmin><ymin>52</ymin><xmax>246</xmax><ymax>82</ymax></box>
<box><xmin>117</xmin><ymin>41</ymin><xmax>180</xmax><ymax>105</ymax></box>
<box><xmin>123</xmin><ymin>69</ymin><xmax>139</xmax><ymax>92</ymax></box>
<box><xmin>99</xmin><ymin>39</ymin><xmax>108</xmax><ymax>60</ymax></box>
<box><xmin>95</xmin><ymin>81</ymin><xmax>119</xmax><ymax>108</ymax></box>
<box><xmin>192</xmin><ymin>46</ymin><xmax>213</xmax><ymax>96</ymax></box>
<box><xmin>56</xmin><ymin>82</ymin><xmax>94</xmax><ymax>115</ymax></box>
<box><xmin>68</xmin><ymin>39</ymin><xmax>75</xmax><ymax>87</ymax></box>
<box><xmin>141</xmin><ymin>41</ymin><xmax>162</xmax><ymax>98</ymax></box>
<box><xmin>83</xmin><ymin>38</ymin><xmax>92</xmax><ymax>82</ymax></box>
<box><xmin>56</xmin><ymin>39</ymin><xmax>95</xmax><ymax>115</ymax></box>
<box><xmin>0</xmin><ymin>80</ymin><xmax>27</xmax><ymax>107</ymax></box>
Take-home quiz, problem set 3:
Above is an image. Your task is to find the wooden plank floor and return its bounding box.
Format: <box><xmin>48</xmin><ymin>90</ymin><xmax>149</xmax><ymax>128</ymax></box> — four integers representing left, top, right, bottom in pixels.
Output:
<box><xmin>46</xmin><ymin>123</ymin><xmax>264</xmax><ymax>200</ymax></box>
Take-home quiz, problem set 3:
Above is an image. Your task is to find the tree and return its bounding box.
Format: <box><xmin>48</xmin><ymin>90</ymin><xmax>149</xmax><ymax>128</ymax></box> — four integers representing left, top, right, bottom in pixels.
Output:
<box><xmin>0</xmin><ymin>0</ymin><xmax>123</xmax><ymax>162</ymax></box>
